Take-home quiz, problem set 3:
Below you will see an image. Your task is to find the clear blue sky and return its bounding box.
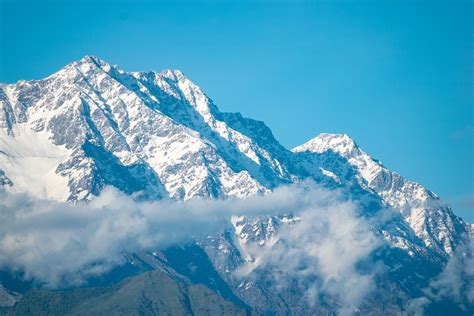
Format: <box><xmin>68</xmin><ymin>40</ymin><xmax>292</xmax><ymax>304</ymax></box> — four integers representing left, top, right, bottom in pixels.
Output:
<box><xmin>1</xmin><ymin>0</ymin><xmax>473</xmax><ymax>221</ymax></box>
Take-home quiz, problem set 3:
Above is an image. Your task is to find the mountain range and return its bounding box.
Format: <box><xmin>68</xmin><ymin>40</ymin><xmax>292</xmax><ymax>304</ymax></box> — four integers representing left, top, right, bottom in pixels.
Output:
<box><xmin>0</xmin><ymin>56</ymin><xmax>472</xmax><ymax>315</ymax></box>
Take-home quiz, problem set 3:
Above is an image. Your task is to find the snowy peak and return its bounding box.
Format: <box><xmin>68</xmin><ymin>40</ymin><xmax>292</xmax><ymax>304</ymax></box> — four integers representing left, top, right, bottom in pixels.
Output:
<box><xmin>293</xmin><ymin>133</ymin><xmax>382</xmax><ymax>185</ymax></box>
<box><xmin>293</xmin><ymin>133</ymin><xmax>468</xmax><ymax>256</ymax></box>
<box><xmin>293</xmin><ymin>133</ymin><xmax>360</xmax><ymax>158</ymax></box>
<box><xmin>158</xmin><ymin>69</ymin><xmax>187</xmax><ymax>81</ymax></box>
<box><xmin>74</xmin><ymin>55</ymin><xmax>110</xmax><ymax>69</ymax></box>
<box><xmin>60</xmin><ymin>55</ymin><xmax>118</xmax><ymax>80</ymax></box>
<box><xmin>294</xmin><ymin>133</ymin><xmax>419</xmax><ymax>204</ymax></box>
<box><xmin>0</xmin><ymin>56</ymin><xmax>291</xmax><ymax>202</ymax></box>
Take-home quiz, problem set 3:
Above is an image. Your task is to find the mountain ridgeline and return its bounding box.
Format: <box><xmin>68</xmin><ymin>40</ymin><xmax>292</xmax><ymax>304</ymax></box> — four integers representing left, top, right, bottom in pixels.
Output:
<box><xmin>0</xmin><ymin>56</ymin><xmax>472</xmax><ymax>315</ymax></box>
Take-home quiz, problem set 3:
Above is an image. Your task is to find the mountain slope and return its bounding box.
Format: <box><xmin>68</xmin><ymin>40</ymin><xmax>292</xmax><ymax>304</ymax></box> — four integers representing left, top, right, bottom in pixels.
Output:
<box><xmin>0</xmin><ymin>56</ymin><xmax>288</xmax><ymax>202</ymax></box>
<box><xmin>5</xmin><ymin>269</ymin><xmax>248</xmax><ymax>316</ymax></box>
<box><xmin>293</xmin><ymin>133</ymin><xmax>469</xmax><ymax>257</ymax></box>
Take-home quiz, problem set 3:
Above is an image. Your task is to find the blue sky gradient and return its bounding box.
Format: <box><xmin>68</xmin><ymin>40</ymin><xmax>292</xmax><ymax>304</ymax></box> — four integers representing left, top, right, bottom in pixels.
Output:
<box><xmin>1</xmin><ymin>0</ymin><xmax>473</xmax><ymax>221</ymax></box>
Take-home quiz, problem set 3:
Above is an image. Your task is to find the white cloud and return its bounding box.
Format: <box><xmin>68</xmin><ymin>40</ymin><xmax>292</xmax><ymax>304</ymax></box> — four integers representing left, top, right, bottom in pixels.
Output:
<box><xmin>426</xmin><ymin>237</ymin><xmax>474</xmax><ymax>304</ymax></box>
<box><xmin>407</xmin><ymin>236</ymin><xmax>474</xmax><ymax>314</ymax></box>
<box><xmin>0</xmin><ymin>181</ymin><xmax>384</xmax><ymax>315</ymax></box>
<box><xmin>0</xmin><ymin>183</ymin><xmax>331</xmax><ymax>284</ymax></box>
<box><xmin>234</xmin><ymin>197</ymin><xmax>382</xmax><ymax>316</ymax></box>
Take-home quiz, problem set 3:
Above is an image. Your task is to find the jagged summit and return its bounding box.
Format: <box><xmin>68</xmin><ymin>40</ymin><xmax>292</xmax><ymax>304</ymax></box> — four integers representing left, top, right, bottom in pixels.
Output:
<box><xmin>293</xmin><ymin>133</ymin><xmax>359</xmax><ymax>156</ymax></box>
<box><xmin>63</xmin><ymin>55</ymin><xmax>116</xmax><ymax>76</ymax></box>
<box><xmin>70</xmin><ymin>55</ymin><xmax>187</xmax><ymax>82</ymax></box>
<box><xmin>75</xmin><ymin>55</ymin><xmax>108</xmax><ymax>66</ymax></box>
<box><xmin>158</xmin><ymin>68</ymin><xmax>187</xmax><ymax>80</ymax></box>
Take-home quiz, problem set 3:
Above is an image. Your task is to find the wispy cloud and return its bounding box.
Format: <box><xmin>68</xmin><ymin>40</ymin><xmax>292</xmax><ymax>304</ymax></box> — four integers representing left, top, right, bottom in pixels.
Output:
<box><xmin>426</xmin><ymin>238</ymin><xmax>474</xmax><ymax>305</ymax></box>
<box><xmin>0</xmin><ymin>185</ymin><xmax>277</xmax><ymax>284</ymax></box>
<box><xmin>407</xmin><ymin>237</ymin><xmax>474</xmax><ymax>314</ymax></box>
<box><xmin>0</xmin><ymin>183</ymin><xmax>385</xmax><ymax>315</ymax></box>
<box><xmin>234</xmin><ymin>198</ymin><xmax>382</xmax><ymax>316</ymax></box>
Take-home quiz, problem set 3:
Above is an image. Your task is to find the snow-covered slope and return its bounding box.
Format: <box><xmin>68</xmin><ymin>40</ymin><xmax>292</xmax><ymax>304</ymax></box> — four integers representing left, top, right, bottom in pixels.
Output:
<box><xmin>0</xmin><ymin>56</ymin><xmax>298</xmax><ymax>202</ymax></box>
<box><xmin>293</xmin><ymin>133</ymin><xmax>469</xmax><ymax>257</ymax></box>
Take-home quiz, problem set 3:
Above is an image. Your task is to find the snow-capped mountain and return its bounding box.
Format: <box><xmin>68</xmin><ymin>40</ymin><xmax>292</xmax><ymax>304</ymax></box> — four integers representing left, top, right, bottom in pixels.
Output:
<box><xmin>293</xmin><ymin>133</ymin><xmax>467</xmax><ymax>258</ymax></box>
<box><xmin>0</xmin><ymin>56</ymin><xmax>295</xmax><ymax>203</ymax></box>
<box><xmin>0</xmin><ymin>56</ymin><xmax>472</xmax><ymax>315</ymax></box>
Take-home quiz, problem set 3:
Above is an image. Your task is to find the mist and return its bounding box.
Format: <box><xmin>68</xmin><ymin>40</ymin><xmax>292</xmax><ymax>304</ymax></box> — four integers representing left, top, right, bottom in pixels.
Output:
<box><xmin>0</xmin><ymin>182</ymin><xmax>385</xmax><ymax>314</ymax></box>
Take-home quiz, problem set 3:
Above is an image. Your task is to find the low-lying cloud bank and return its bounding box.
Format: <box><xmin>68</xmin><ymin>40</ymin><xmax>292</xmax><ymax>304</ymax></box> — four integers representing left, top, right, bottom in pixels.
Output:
<box><xmin>1</xmin><ymin>182</ymin><xmax>471</xmax><ymax>315</ymax></box>
<box><xmin>0</xmin><ymin>183</ymin><xmax>373</xmax><ymax>286</ymax></box>
<box><xmin>0</xmin><ymin>182</ymin><xmax>386</xmax><ymax>315</ymax></box>
<box><xmin>0</xmin><ymin>183</ymin><xmax>380</xmax><ymax>286</ymax></box>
